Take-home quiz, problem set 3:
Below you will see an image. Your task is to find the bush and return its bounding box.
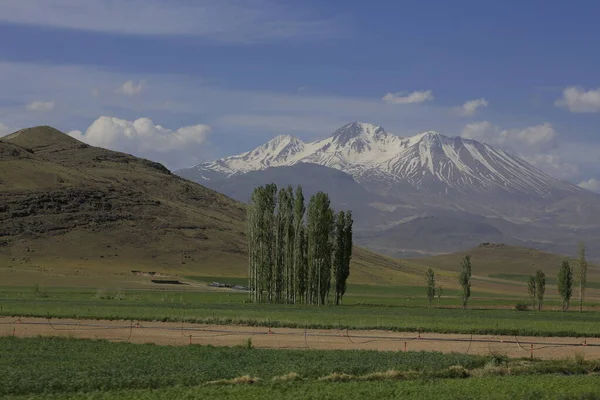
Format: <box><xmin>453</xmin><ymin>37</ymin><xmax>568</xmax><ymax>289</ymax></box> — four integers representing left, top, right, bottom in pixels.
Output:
<box><xmin>514</xmin><ymin>303</ymin><xmax>529</xmax><ymax>311</ymax></box>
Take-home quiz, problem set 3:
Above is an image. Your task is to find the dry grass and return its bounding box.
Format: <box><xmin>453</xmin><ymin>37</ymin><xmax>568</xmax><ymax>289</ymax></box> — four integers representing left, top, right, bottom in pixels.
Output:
<box><xmin>205</xmin><ymin>375</ymin><xmax>260</xmax><ymax>385</ymax></box>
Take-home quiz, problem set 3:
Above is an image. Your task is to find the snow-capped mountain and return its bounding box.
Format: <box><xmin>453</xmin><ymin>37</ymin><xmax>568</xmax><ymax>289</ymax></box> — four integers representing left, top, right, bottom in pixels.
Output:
<box><xmin>177</xmin><ymin>121</ymin><xmax>600</xmax><ymax>259</ymax></box>
<box><xmin>179</xmin><ymin>122</ymin><xmax>581</xmax><ymax>198</ymax></box>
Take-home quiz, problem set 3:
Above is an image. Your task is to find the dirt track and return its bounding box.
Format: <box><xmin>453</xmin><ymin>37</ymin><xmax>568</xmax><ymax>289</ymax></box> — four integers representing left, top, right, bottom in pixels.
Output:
<box><xmin>2</xmin><ymin>317</ymin><xmax>598</xmax><ymax>360</ymax></box>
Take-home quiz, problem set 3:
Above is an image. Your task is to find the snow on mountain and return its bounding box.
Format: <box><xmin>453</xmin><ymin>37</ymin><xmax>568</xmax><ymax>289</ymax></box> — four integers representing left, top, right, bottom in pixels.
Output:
<box><xmin>179</xmin><ymin>121</ymin><xmax>582</xmax><ymax>198</ymax></box>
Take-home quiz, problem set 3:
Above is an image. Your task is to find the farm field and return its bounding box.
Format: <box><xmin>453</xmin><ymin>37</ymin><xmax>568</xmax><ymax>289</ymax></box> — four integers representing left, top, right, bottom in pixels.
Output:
<box><xmin>2</xmin><ymin>337</ymin><xmax>600</xmax><ymax>399</ymax></box>
<box><xmin>9</xmin><ymin>376</ymin><xmax>600</xmax><ymax>400</ymax></box>
<box><xmin>1</xmin><ymin>283</ymin><xmax>600</xmax><ymax>337</ymax></box>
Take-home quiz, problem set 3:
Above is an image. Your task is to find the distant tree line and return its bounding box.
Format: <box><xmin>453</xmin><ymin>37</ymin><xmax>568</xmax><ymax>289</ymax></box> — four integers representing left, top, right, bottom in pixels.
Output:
<box><xmin>247</xmin><ymin>184</ymin><xmax>353</xmax><ymax>305</ymax></box>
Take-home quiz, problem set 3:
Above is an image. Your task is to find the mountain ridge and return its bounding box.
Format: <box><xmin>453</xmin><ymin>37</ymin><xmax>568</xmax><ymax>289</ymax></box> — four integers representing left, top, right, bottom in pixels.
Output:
<box><xmin>178</xmin><ymin>121</ymin><xmax>600</xmax><ymax>259</ymax></box>
<box><xmin>180</xmin><ymin>121</ymin><xmax>584</xmax><ymax>198</ymax></box>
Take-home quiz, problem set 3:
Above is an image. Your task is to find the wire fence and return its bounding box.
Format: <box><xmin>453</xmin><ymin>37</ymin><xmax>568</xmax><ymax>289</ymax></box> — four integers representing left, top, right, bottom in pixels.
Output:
<box><xmin>1</xmin><ymin>317</ymin><xmax>597</xmax><ymax>359</ymax></box>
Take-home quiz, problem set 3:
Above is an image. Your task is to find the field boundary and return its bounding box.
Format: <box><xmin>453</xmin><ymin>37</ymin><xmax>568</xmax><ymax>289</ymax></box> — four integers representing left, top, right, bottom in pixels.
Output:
<box><xmin>1</xmin><ymin>317</ymin><xmax>598</xmax><ymax>360</ymax></box>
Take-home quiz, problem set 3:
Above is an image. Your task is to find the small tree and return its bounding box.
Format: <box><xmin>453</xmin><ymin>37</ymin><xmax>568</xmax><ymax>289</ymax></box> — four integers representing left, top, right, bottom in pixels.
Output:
<box><xmin>577</xmin><ymin>242</ymin><xmax>588</xmax><ymax>312</ymax></box>
<box><xmin>527</xmin><ymin>275</ymin><xmax>536</xmax><ymax>308</ymax></box>
<box><xmin>535</xmin><ymin>269</ymin><xmax>545</xmax><ymax>310</ymax></box>
<box><xmin>436</xmin><ymin>286</ymin><xmax>443</xmax><ymax>305</ymax></box>
<box><xmin>558</xmin><ymin>260</ymin><xmax>573</xmax><ymax>312</ymax></box>
<box><xmin>426</xmin><ymin>268</ymin><xmax>435</xmax><ymax>308</ymax></box>
<box><xmin>459</xmin><ymin>255</ymin><xmax>472</xmax><ymax>309</ymax></box>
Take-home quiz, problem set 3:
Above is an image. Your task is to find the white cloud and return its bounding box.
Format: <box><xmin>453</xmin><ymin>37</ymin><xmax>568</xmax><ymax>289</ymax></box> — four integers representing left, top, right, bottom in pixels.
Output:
<box><xmin>512</xmin><ymin>123</ymin><xmax>558</xmax><ymax>147</ymax></box>
<box><xmin>115</xmin><ymin>81</ymin><xmax>144</xmax><ymax>97</ymax></box>
<box><xmin>0</xmin><ymin>122</ymin><xmax>10</xmax><ymax>135</ymax></box>
<box><xmin>382</xmin><ymin>90</ymin><xmax>434</xmax><ymax>105</ymax></box>
<box><xmin>522</xmin><ymin>154</ymin><xmax>579</xmax><ymax>180</ymax></box>
<box><xmin>456</xmin><ymin>98</ymin><xmax>488</xmax><ymax>116</ymax></box>
<box><xmin>578</xmin><ymin>178</ymin><xmax>600</xmax><ymax>193</ymax></box>
<box><xmin>0</xmin><ymin>0</ymin><xmax>342</xmax><ymax>43</ymax></box>
<box><xmin>26</xmin><ymin>100</ymin><xmax>55</xmax><ymax>112</ymax></box>
<box><xmin>91</xmin><ymin>88</ymin><xmax>100</xmax><ymax>97</ymax></box>
<box><xmin>68</xmin><ymin>116</ymin><xmax>211</xmax><ymax>169</ymax></box>
<box><xmin>461</xmin><ymin>121</ymin><xmax>574</xmax><ymax>179</ymax></box>
<box><xmin>460</xmin><ymin>121</ymin><xmax>557</xmax><ymax>150</ymax></box>
<box><xmin>555</xmin><ymin>86</ymin><xmax>600</xmax><ymax>113</ymax></box>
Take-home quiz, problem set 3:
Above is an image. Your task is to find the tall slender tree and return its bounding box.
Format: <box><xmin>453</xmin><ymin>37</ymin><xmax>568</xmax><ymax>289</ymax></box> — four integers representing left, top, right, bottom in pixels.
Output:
<box><xmin>263</xmin><ymin>183</ymin><xmax>277</xmax><ymax>302</ymax></box>
<box><xmin>527</xmin><ymin>275</ymin><xmax>536</xmax><ymax>308</ymax></box>
<box><xmin>293</xmin><ymin>186</ymin><xmax>306</xmax><ymax>304</ymax></box>
<box><xmin>535</xmin><ymin>269</ymin><xmax>545</xmax><ymax>310</ymax></box>
<box><xmin>283</xmin><ymin>186</ymin><xmax>295</xmax><ymax>304</ymax></box>
<box><xmin>558</xmin><ymin>260</ymin><xmax>573</xmax><ymax>312</ymax></box>
<box><xmin>426</xmin><ymin>268</ymin><xmax>436</xmax><ymax>308</ymax></box>
<box><xmin>459</xmin><ymin>255</ymin><xmax>472</xmax><ymax>309</ymax></box>
<box><xmin>340</xmin><ymin>211</ymin><xmax>353</xmax><ymax>304</ymax></box>
<box><xmin>306</xmin><ymin>191</ymin><xmax>334</xmax><ymax>305</ymax></box>
<box><xmin>577</xmin><ymin>242</ymin><xmax>588</xmax><ymax>312</ymax></box>
<box><xmin>332</xmin><ymin>211</ymin><xmax>353</xmax><ymax>305</ymax></box>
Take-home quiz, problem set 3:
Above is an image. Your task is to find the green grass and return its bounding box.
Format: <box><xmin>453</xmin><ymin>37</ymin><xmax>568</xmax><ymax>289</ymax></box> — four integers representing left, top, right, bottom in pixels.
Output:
<box><xmin>2</xmin><ymin>286</ymin><xmax>600</xmax><ymax>337</ymax></box>
<box><xmin>10</xmin><ymin>376</ymin><xmax>600</xmax><ymax>400</ymax></box>
<box><xmin>490</xmin><ymin>273</ymin><xmax>600</xmax><ymax>290</ymax></box>
<box><xmin>0</xmin><ymin>336</ymin><xmax>487</xmax><ymax>396</ymax></box>
<box><xmin>3</xmin><ymin>337</ymin><xmax>600</xmax><ymax>399</ymax></box>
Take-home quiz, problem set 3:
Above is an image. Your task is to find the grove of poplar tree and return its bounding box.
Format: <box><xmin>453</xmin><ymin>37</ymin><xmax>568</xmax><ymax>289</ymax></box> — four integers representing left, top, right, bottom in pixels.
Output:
<box><xmin>247</xmin><ymin>184</ymin><xmax>353</xmax><ymax>305</ymax></box>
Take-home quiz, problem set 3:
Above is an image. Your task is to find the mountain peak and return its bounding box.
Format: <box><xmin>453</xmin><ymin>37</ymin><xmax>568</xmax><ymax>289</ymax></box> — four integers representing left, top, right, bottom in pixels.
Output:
<box><xmin>331</xmin><ymin>121</ymin><xmax>388</xmax><ymax>145</ymax></box>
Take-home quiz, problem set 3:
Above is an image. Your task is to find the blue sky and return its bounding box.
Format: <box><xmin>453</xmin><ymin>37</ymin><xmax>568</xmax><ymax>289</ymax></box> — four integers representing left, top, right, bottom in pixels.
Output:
<box><xmin>0</xmin><ymin>1</ymin><xmax>598</xmax><ymax>190</ymax></box>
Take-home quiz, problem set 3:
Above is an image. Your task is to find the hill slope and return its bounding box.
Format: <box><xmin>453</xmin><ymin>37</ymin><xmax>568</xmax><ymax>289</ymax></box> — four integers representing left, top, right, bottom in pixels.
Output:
<box><xmin>0</xmin><ymin>126</ymin><xmax>412</xmax><ymax>286</ymax></box>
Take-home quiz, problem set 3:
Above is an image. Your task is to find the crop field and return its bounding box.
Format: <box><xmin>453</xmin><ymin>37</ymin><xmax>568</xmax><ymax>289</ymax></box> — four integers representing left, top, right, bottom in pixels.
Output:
<box><xmin>1</xmin><ymin>285</ymin><xmax>600</xmax><ymax>338</ymax></box>
<box><xmin>2</xmin><ymin>337</ymin><xmax>600</xmax><ymax>399</ymax></box>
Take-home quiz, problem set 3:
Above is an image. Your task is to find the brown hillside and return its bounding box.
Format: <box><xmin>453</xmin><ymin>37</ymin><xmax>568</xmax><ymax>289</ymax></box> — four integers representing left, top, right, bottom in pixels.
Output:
<box><xmin>0</xmin><ymin>126</ymin><xmax>412</xmax><ymax>285</ymax></box>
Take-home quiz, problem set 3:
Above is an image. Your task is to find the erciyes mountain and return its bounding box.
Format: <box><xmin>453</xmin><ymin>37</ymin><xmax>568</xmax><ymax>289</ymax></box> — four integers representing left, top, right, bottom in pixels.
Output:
<box><xmin>178</xmin><ymin>122</ymin><xmax>600</xmax><ymax>259</ymax></box>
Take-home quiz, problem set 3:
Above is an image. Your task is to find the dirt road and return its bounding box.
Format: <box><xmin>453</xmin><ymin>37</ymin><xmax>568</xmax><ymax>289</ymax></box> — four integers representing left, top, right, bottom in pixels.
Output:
<box><xmin>1</xmin><ymin>317</ymin><xmax>598</xmax><ymax>360</ymax></box>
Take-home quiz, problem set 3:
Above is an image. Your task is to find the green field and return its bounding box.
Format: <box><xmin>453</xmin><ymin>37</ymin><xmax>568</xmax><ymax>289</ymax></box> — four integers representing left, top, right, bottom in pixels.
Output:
<box><xmin>2</xmin><ymin>337</ymin><xmax>600</xmax><ymax>399</ymax></box>
<box><xmin>2</xmin><ymin>285</ymin><xmax>600</xmax><ymax>337</ymax></box>
<box><xmin>12</xmin><ymin>377</ymin><xmax>600</xmax><ymax>400</ymax></box>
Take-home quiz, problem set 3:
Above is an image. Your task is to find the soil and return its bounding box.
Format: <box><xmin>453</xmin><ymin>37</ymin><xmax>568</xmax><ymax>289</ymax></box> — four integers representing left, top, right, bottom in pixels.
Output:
<box><xmin>1</xmin><ymin>317</ymin><xmax>598</xmax><ymax>360</ymax></box>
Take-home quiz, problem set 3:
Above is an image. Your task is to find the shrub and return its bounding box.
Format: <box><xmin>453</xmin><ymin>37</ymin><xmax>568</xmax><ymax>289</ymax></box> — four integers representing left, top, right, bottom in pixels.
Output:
<box><xmin>514</xmin><ymin>303</ymin><xmax>529</xmax><ymax>311</ymax></box>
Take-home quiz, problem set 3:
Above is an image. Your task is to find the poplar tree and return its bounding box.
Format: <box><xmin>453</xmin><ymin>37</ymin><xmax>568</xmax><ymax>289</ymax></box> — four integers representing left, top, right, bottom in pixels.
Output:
<box><xmin>535</xmin><ymin>269</ymin><xmax>545</xmax><ymax>310</ymax></box>
<box><xmin>293</xmin><ymin>186</ymin><xmax>307</xmax><ymax>304</ymax></box>
<box><xmin>527</xmin><ymin>275</ymin><xmax>536</xmax><ymax>308</ymax></box>
<box><xmin>263</xmin><ymin>183</ymin><xmax>277</xmax><ymax>302</ymax></box>
<box><xmin>340</xmin><ymin>211</ymin><xmax>353</xmax><ymax>303</ymax></box>
<box><xmin>307</xmin><ymin>192</ymin><xmax>334</xmax><ymax>305</ymax></box>
<box><xmin>577</xmin><ymin>242</ymin><xmax>588</xmax><ymax>312</ymax></box>
<box><xmin>459</xmin><ymin>255</ymin><xmax>472</xmax><ymax>309</ymax></box>
<box><xmin>274</xmin><ymin>188</ymin><xmax>287</xmax><ymax>303</ymax></box>
<box><xmin>283</xmin><ymin>186</ymin><xmax>295</xmax><ymax>303</ymax></box>
<box><xmin>333</xmin><ymin>211</ymin><xmax>346</xmax><ymax>305</ymax></box>
<box><xmin>558</xmin><ymin>260</ymin><xmax>573</xmax><ymax>312</ymax></box>
<box><xmin>426</xmin><ymin>268</ymin><xmax>436</xmax><ymax>308</ymax></box>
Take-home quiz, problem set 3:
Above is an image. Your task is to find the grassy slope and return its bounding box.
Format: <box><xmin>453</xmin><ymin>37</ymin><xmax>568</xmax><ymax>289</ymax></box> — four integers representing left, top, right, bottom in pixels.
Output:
<box><xmin>0</xmin><ymin>126</ymin><xmax>414</xmax><ymax>287</ymax></box>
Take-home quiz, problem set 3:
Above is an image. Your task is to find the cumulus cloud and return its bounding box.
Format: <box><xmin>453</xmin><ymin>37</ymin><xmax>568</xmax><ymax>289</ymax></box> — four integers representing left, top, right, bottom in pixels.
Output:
<box><xmin>578</xmin><ymin>178</ymin><xmax>600</xmax><ymax>193</ymax></box>
<box><xmin>461</xmin><ymin>121</ymin><xmax>558</xmax><ymax>150</ymax></box>
<box><xmin>26</xmin><ymin>100</ymin><xmax>55</xmax><ymax>112</ymax></box>
<box><xmin>0</xmin><ymin>122</ymin><xmax>10</xmax><ymax>135</ymax></box>
<box><xmin>461</xmin><ymin>121</ymin><xmax>574</xmax><ymax>179</ymax></box>
<box><xmin>68</xmin><ymin>116</ymin><xmax>211</xmax><ymax>169</ymax></box>
<box><xmin>555</xmin><ymin>86</ymin><xmax>600</xmax><ymax>113</ymax></box>
<box><xmin>115</xmin><ymin>81</ymin><xmax>144</xmax><ymax>97</ymax></box>
<box><xmin>522</xmin><ymin>154</ymin><xmax>580</xmax><ymax>180</ymax></box>
<box><xmin>382</xmin><ymin>90</ymin><xmax>434</xmax><ymax>105</ymax></box>
<box><xmin>456</xmin><ymin>98</ymin><xmax>488</xmax><ymax>116</ymax></box>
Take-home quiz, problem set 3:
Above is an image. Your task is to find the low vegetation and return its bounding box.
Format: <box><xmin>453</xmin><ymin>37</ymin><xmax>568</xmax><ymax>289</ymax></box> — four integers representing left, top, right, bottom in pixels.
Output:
<box><xmin>3</xmin><ymin>337</ymin><xmax>600</xmax><ymax>399</ymax></box>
